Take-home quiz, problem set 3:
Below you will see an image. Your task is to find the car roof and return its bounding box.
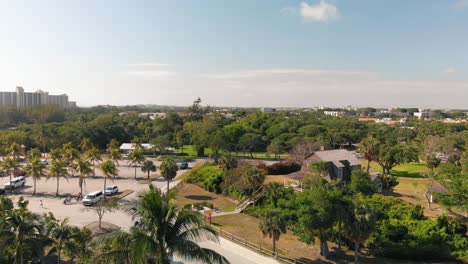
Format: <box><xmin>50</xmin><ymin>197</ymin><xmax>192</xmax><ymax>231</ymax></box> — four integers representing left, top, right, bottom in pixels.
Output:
<box><xmin>106</xmin><ymin>185</ymin><xmax>117</xmax><ymax>188</ymax></box>
<box><xmin>87</xmin><ymin>191</ymin><xmax>102</xmax><ymax>195</ymax></box>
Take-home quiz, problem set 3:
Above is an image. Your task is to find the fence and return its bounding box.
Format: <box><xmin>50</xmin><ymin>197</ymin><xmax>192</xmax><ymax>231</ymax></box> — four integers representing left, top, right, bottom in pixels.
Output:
<box><xmin>211</xmin><ymin>225</ymin><xmax>309</xmax><ymax>264</ymax></box>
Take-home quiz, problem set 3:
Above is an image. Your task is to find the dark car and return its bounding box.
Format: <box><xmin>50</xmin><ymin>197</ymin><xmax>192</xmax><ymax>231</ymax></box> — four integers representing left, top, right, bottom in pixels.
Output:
<box><xmin>179</xmin><ymin>162</ymin><xmax>189</xmax><ymax>170</ymax></box>
<box><xmin>0</xmin><ymin>188</ymin><xmax>5</xmax><ymax>195</ymax></box>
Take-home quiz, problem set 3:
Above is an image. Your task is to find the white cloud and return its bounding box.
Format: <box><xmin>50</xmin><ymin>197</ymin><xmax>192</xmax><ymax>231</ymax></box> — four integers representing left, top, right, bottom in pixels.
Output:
<box><xmin>126</xmin><ymin>63</ymin><xmax>170</xmax><ymax>67</ymax></box>
<box><xmin>300</xmin><ymin>1</ymin><xmax>339</xmax><ymax>22</ymax></box>
<box><xmin>455</xmin><ymin>0</ymin><xmax>468</xmax><ymax>10</ymax></box>
<box><xmin>443</xmin><ymin>67</ymin><xmax>456</xmax><ymax>74</ymax></box>
<box><xmin>126</xmin><ymin>70</ymin><xmax>176</xmax><ymax>78</ymax></box>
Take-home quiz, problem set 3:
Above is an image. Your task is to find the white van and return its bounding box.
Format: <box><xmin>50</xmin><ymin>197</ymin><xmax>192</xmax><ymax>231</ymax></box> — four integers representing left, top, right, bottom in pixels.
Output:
<box><xmin>82</xmin><ymin>191</ymin><xmax>103</xmax><ymax>206</ymax></box>
<box><xmin>4</xmin><ymin>176</ymin><xmax>26</xmax><ymax>189</ymax></box>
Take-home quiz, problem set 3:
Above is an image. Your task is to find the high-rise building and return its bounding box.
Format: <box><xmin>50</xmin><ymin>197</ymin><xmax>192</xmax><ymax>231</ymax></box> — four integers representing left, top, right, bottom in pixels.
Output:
<box><xmin>0</xmin><ymin>87</ymin><xmax>76</xmax><ymax>109</ymax></box>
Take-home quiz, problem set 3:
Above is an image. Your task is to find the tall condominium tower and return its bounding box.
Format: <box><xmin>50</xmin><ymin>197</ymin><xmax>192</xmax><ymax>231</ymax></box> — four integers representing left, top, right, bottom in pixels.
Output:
<box><xmin>0</xmin><ymin>87</ymin><xmax>76</xmax><ymax>109</ymax></box>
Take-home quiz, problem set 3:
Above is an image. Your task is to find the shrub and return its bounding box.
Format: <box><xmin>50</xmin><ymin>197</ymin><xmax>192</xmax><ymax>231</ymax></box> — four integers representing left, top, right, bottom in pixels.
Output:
<box><xmin>185</xmin><ymin>164</ymin><xmax>224</xmax><ymax>193</ymax></box>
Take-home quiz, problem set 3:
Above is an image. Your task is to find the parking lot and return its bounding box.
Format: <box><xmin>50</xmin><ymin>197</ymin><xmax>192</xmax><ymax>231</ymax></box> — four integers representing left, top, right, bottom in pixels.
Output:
<box><xmin>1</xmin><ymin>158</ymin><xmax>202</xmax><ymax>230</ymax></box>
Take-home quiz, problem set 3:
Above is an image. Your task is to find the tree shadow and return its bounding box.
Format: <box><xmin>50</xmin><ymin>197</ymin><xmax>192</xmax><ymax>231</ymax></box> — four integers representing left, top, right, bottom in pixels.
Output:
<box><xmin>391</xmin><ymin>170</ymin><xmax>423</xmax><ymax>178</ymax></box>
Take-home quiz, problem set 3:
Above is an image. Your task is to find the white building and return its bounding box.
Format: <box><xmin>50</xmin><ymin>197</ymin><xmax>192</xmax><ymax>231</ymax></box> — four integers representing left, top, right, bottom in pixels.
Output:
<box><xmin>0</xmin><ymin>86</ymin><xmax>76</xmax><ymax>109</ymax></box>
<box><xmin>324</xmin><ymin>111</ymin><xmax>345</xmax><ymax>117</ymax></box>
<box><xmin>414</xmin><ymin>109</ymin><xmax>429</xmax><ymax>119</ymax></box>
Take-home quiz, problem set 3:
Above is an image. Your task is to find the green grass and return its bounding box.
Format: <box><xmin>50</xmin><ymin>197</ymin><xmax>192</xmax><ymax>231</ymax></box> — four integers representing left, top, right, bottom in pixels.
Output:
<box><xmin>176</xmin><ymin>145</ymin><xmax>289</xmax><ymax>161</ymax></box>
<box><xmin>367</xmin><ymin>161</ymin><xmax>429</xmax><ymax>178</ymax></box>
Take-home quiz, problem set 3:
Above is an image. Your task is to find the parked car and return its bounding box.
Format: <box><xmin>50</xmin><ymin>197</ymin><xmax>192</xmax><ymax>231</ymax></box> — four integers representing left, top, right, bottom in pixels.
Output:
<box><xmin>104</xmin><ymin>185</ymin><xmax>119</xmax><ymax>196</ymax></box>
<box><xmin>82</xmin><ymin>191</ymin><xmax>103</xmax><ymax>206</ymax></box>
<box><xmin>0</xmin><ymin>188</ymin><xmax>5</xmax><ymax>195</ymax></box>
<box><xmin>4</xmin><ymin>176</ymin><xmax>26</xmax><ymax>190</ymax></box>
<box><xmin>40</xmin><ymin>159</ymin><xmax>49</xmax><ymax>165</ymax></box>
<box><xmin>179</xmin><ymin>162</ymin><xmax>189</xmax><ymax>170</ymax></box>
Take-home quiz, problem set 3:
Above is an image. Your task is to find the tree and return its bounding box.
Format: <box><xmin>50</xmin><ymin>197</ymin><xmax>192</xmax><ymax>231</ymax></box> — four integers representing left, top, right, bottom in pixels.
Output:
<box><xmin>289</xmin><ymin>141</ymin><xmax>320</xmax><ymax>165</ymax></box>
<box><xmin>86</xmin><ymin>147</ymin><xmax>102</xmax><ymax>177</ymax></box>
<box><xmin>27</xmin><ymin>147</ymin><xmax>42</xmax><ymax>161</ymax></box>
<box><xmin>344</xmin><ymin>199</ymin><xmax>376</xmax><ymax>263</ymax></box>
<box><xmin>209</xmin><ymin>129</ymin><xmax>225</xmax><ymax>164</ymax></box>
<box><xmin>267</xmin><ymin>141</ymin><xmax>284</xmax><ymax>160</ymax></box>
<box><xmin>1</xmin><ymin>157</ymin><xmax>19</xmax><ymax>190</ymax></box>
<box><xmin>425</xmin><ymin>154</ymin><xmax>440</xmax><ymax>172</ymax></box>
<box><xmin>295</xmin><ymin>187</ymin><xmax>336</xmax><ymax>257</ymax></box>
<box><xmin>73</xmin><ymin>158</ymin><xmax>93</xmax><ymax>195</ymax></box>
<box><xmin>48</xmin><ymin>160</ymin><xmax>68</xmax><ymax>196</ymax></box>
<box><xmin>97</xmin><ymin>199</ymin><xmax>118</xmax><ymax>229</ymax></box>
<box><xmin>107</xmin><ymin>148</ymin><xmax>122</xmax><ymax>166</ymax></box>
<box><xmin>24</xmin><ymin>158</ymin><xmax>46</xmax><ymax>195</ymax></box>
<box><xmin>239</xmin><ymin>133</ymin><xmax>263</xmax><ymax>158</ymax></box>
<box><xmin>99</xmin><ymin>160</ymin><xmax>119</xmax><ymax>199</ymax></box>
<box><xmin>219</xmin><ymin>154</ymin><xmax>238</xmax><ymax>172</ymax></box>
<box><xmin>160</xmin><ymin>157</ymin><xmax>178</xmax><ymax>198</ymax></box>
<box><xmin>349</xmin><ymin>170</ymin><xmax>376</xmax><ymax>196</ymax></box>
<box><xmin>95</xmin><ymin>185</ymin><xmax>228</xmax><ymax>264</ymax></box>
<box><xmin>128</xmin><ymin>148</ymin><xmax>145</xmax><ymax>179</ymax></box>
<box><xmin>0</xmin><ymin>206</ymin><xmax>42</xmax><ymax>264</ymax></box>
<box><xmin>79</xmin><ymin>138</ymin><xmax>94</xmax><ymax>153</ymax></box>
<box><xmin>45</xmin><ymin>216</ymin><xmax>77</xmax><ymax>264</ymax></box>
<box><xmin>259</xmin><ymin>208</ymin><xmax>287</xmax><ymax>254</ymax></box>
<box><xmin>359</xmin><ymin>137</ymin><xmax>379</xmax><ymax>173</ymax></box>
<box><xmin>176</xmin><ymin>130</ymin><xmax>191</xmax><ymax>154</ymax></box>
<box><xmin>376</xmin><ymin>144</ymin><xmax>418</xmax><ymax>175</ymax></box>
<box><xmin>141</xmin><ymin>160</ymin><xmax>157</xmax><ymax>179</ymax></box>
<box><xmin>49</xmin><ymin>148</ymin><xmax>62</xmax><ymax>162</ymax></box>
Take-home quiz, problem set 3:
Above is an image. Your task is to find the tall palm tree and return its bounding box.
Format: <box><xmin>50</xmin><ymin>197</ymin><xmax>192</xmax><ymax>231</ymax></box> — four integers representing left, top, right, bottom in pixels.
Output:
<box><xmin>359</xmin><ymin>137</ymin><xmax>379</xmax><ymax>173</ymax></box>
<box><xmin>86</xmin><ymin>147</ymin><xmax>102</xmax><ymax>177</ymax></box>
<box><xmin>129</xmin><ymin>149</ymin><xmax>145</xmax><ymax>179</ymax></box>
<box><xmin>1</xmin><ymin>157</ymin><xmax>19</xmax><ymax>187</ymax></box>
<box><xmin>62</xmin><ymin>144</ymin><xmax>79</xmax><ymax>172</ymax></box>
<box><xmin>0</xmin><ymin>210</ymin><xmax>43</xmax><ymax>264</ymax></box>
<box><xmin>48</xmin><ymin>160</ymin><xmax>68</xmax><ymax>196</ymax></box>
<box><xmin>141</xmin><ymin>160</ymin><xmax>157</xmax><ymax>180</ymax></box>
<box><xmin>48</xmin><ymin>148</ymin><xmax>63</xmax><ymax>162</ymax></box>
<box><xmin>344</xmin><ymin>199</ymin><xmax>376</xmax><ymax>263</ymax></box>
<box><xmin>94</xmin><ymin>186</ymin><xmax>229</xmax><ymax>264</ymax></box>
<box><xmin>7</xmin><ymin>142</ymin><xmax>23</xmax><ymax>159</ymax></box>
<box><xmin>79</xmin><ymin>138</ymin><xmax>94</xmax><ymax>153</ymax></box>
<box><xmin>259</xmin><ymin>209</ymin><xmax>287</xmax><ymax>254</ymax></box>
<box><xmin>160</xmin><ymin>157</ymin><xmax>178</xmax><ymax>198</ymax></box>
<box><xmin>99</xmin><ymin>160</ymin><xmax>118</xmax><ymax>199</ymax></box>
<box><xmin>107</xmin><ymin>148</ymin><xmax>122</xmax><ymax>167</ymax></box>
<box><xmin>73</xmin><ymin>158</ymin><xmax>93</xmax><ymax>195</ymax></box>
<box><xmin>27</xmin><ymin>148</ymin><xmax>42</xmax><ymax>161</ymax></box>
<box><xmin>45</xmin><ymin>217</ymin><xmax>77</xmax><ymax>264</ymax></box>
<box><xmin>24</xmin><ymin>158</ymin><xmax>46</xmax><ymax>195</ymax></box>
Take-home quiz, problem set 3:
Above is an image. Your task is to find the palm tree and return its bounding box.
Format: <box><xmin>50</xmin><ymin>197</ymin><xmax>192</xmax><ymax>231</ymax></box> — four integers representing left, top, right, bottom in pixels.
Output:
<box><xmin>219</xmin><ymin>154</ymin><xmax>238</xmax><ymax>171</ymax></box>
<box><xmin>259</xmin><ymin>209</ymin><xmax>287</xmax><ymax>254</ymax></box>
<box><xmin>62</xmin><ymin>144</ymin><xmax>79</xmax><ymax>172</ymax></box>
<box><xmin>45</xmin><ymin>217</ymin><xmax>77</xmax><ymax>264</ymax></box>
<box><xmin>359</xmin><ymin>137</ymin><xmax>379</xmax><ymax>173</ymax></box>
<box><xmin>160</xmin><ymin>157</ymin><xmax>178</xmax><ymax>198</ymax></box>
<box><xmin>24</xmin><ymin>158</ymin><xmax>46</xmax><ymax>195</ymax></box>
<box><xmin>27</xmin><ymin>148</ymin><xmax>42</xmax><ymax>161</ymax></box>
<box><xmin>73</xmin><ymin>158</ymin><xmax>93</xmax><ymax>195</ymax></box>
<box><xmin>7</xmin><ymin>142</ymin><xmax>23</xmax><ymax>159</ymax></box>
<box><xmin>48</xmin><ymin>160</ymin><xmax>68</xmax><ymax>196</ymax></box>
<box><xmin>344</xmin><ymin>199</ymin><xmax>376</xmax><ymax>263</ymax></box>
<box><xmin>0</xmin><ymin>209</ymin><xmax>42</xmax><ymax>264</ymax></box>
<box><xmin>1</xmin><ymin>157</ymin><xmax>19</xmax><ymax>187</ymax></box>
<box><xmin>107</xmin><ymin>147</ymin><xmax>122</xmax><ymax>167</ymax></box>
<box><xmin>79</xmin><ymin>138</ymin><xmax>94</xmax><ymax>153</ymax></box>
<box><xmin>141</xmin><ymin>160</ymin><xmax>157</xmax><ymax>180</ymax></box>
<box><xmin>99</xmin><ymin>160</ymin><xmax>118</xmax><ymax>199</ymax></box>
<box><xmin>86</xmin><ymin>147</ymin><xmax>102</xmax><ymax>177</ymax></box>
<box><xmin>129</xmin><ymin>149</ymin><xmax>145</xmax><ymax>179</ymax></box>
<box><xmin>95</xmin><ymin>186</ymin><xmax>228</xmax><ymax>264</ymax></box>
<box><xmin>48</xmin><ymin>148</ymin><xmax>63</xmax><ymax>162</ymax></box>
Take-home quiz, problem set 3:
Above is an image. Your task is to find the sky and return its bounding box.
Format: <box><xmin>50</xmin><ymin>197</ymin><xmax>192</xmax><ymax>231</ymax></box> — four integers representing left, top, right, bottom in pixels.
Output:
<box><xmin>0</xmin><ymin>0</ymin><xmax>467</xmax><ymax>109</ymax></box>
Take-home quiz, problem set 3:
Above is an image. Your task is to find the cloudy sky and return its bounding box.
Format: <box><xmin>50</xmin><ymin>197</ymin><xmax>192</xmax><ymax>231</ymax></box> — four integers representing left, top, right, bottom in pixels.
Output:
<box><xmin>0</xmin><ymin>0</ymin><xmax>467</xmax><ymax>108</ymax></box>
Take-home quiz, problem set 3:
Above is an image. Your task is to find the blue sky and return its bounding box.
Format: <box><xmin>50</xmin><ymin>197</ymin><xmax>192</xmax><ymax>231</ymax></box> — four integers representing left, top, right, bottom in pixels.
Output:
<box><xmin>0</xmin><ymin>0</ymin><xmax>467</xmax><ymax>108</ymax></box>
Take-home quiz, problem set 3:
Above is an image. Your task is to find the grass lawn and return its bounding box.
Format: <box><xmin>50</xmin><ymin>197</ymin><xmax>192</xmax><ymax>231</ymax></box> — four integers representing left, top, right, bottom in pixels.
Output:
<box><xmin>212</xmin><ymin>213</ymin><xmax>321</xmax><ymax>261</ymax></box>
<box><xmin>175</xmin><ymin>183</ymin><xmax>237</xmax><ymax>212</ymax></box>
<box><xmin>366</xmin><ymin>161</ymin><xmax>430</xmax><ymax>178</ymax></box>
<box><xmin>175</xmin><ymin>145</ymin><xmax>289</xmax><ymax>161</ymax></box>
<box><xmin>392</xmin><ymin>177</ymin><xmax>445</xmax><ymax>218</ymax></box>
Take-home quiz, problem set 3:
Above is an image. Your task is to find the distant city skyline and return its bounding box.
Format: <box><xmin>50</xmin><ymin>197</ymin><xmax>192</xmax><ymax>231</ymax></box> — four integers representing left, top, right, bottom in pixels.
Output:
<box><xmin>0</xmin><ymin>1</ymin><xmax>467</xmax><ymax>108</ymax></box>
<box><xmin>0</xmin><ymin>87</ymin><xmax>76</xmax><ymax>109</ymax></box>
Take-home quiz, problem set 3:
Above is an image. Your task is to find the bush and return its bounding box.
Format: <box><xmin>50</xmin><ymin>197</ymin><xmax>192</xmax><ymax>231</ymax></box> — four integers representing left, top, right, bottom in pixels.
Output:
<box><xmin>185</xmin><ymin>164</ymin><xmax>224</xmax><ymax>193</ymax></box>
<box><xmin>222</xmin><ymin>165</ymin><xmax>266</xmax><ymax>198</ymax></box>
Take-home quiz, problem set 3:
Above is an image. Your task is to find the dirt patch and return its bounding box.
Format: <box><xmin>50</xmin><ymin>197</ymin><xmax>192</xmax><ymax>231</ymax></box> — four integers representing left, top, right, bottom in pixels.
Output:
<box><xmin>176</xmin><ymin>183</ymin><xmax>236</xmax><ymax>212</ymax></box>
